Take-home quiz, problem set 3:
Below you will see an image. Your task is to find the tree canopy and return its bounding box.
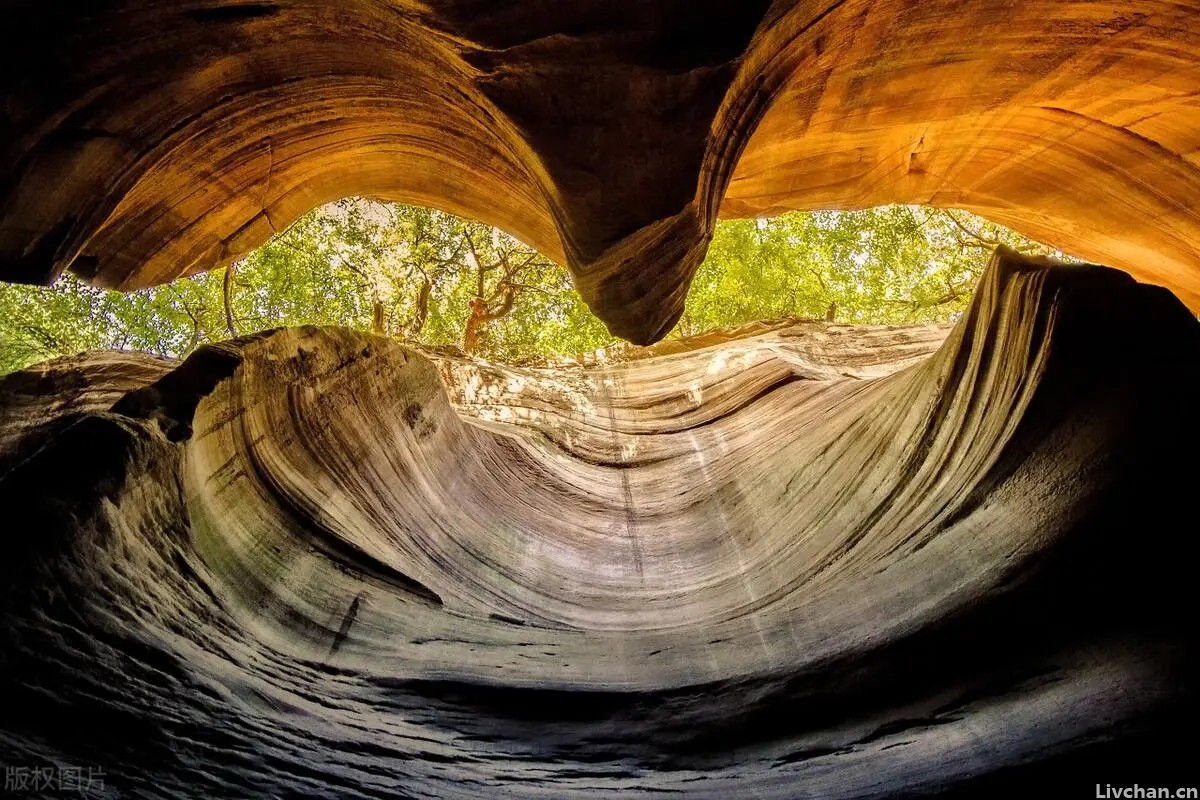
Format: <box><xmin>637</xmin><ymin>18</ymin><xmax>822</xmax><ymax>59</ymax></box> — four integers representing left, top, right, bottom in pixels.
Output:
<box><xmin>0</xmin><ymin>200</ymin><xmax>1066</xmax><ymax>374</ymax></box>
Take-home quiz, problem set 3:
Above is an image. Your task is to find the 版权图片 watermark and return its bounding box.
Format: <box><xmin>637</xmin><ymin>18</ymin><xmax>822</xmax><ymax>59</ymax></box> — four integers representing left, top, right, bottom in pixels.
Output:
<box><xmin>4</xmin><ymin>764</ymin><xmax>105</xmax><ymax>795</ymax></box>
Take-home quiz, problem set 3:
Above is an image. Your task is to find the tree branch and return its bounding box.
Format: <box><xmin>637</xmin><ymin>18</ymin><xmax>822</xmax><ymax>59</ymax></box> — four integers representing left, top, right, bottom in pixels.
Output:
<box><xmin>942</xmin><ymin>209</ymin><xmax>1005</xmax><ymax>249</ymax></box>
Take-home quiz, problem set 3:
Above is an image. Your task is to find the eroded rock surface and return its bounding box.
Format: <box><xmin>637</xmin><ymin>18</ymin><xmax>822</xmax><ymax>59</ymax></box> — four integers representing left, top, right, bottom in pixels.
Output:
<box><xmin>2</xmin><ymin>2</ymin><xmax>1199</xmax><ymax>340</ymax></box>
<box><xmin>1</xmin><ymin>250</ymin><xmax>1197</xmax><ymax>796</ymax></box>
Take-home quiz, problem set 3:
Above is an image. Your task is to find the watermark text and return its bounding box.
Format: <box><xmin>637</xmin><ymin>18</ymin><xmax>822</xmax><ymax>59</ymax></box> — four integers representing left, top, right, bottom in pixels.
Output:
<box><xmin>1097</xmin><ymin>785</ymin><xmax>1198</xmax><ymax>799</ymax></box>
<box><xmin>3</xmin><ymin>765</ymin><xmax>105</xmax><ymax>795</ymax></box>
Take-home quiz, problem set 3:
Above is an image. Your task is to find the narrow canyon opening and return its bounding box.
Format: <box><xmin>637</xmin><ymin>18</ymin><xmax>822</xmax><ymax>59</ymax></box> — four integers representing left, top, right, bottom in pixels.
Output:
<box><xmin>2</xmin><ymin>3</ymin><xmax>1199</xmax><ymax>798</ymax></box>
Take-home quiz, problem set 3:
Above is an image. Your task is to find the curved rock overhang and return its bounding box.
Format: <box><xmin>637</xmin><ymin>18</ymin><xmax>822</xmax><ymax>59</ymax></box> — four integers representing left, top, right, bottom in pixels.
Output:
<box><xmin>3</xmin><ymin>2</ymin><xmax>1200</xmax><ymax>795</ymax></box>
<box><xmin>2</xmin><ymin>1</ymin><xmax>1199</xmax><ymax>341</ymax></box>
<box><xmin>1</xmin><ymin>251</ymin><xmax>1198</xmax><ymax>795</ymax></box>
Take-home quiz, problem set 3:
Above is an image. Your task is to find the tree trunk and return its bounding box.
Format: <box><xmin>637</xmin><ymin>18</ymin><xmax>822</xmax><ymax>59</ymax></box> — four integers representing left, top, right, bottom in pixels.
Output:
<box><xmin>463</xmin><ymin>287</ymin><xmax>518</xmax><ymax>355</ymax></box>
<box><xmin>223</xmin><ymin>263</ymin><xmax>238</xmax><ymax>337</ymax></box>
<box><xmin>463</xmin><ymin>304</ymin><xmax>484</xmax><ymax>354</ymax></box>
<box><xmin>372</xmin><ymin>294</ymin><xmax>386</xmax><ymax>336</ymax></box>
<box><xmin>408</xmin><ymin>279</ymin><xmax>432</xmax><ymax>339</ymax></box>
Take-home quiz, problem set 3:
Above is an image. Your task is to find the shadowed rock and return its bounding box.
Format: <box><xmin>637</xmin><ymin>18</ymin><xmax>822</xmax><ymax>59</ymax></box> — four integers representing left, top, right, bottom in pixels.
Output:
<box><xmin>1</xmin><ymin>250</ymin><xmax>1197</xmax><ymax>796</ymax></box>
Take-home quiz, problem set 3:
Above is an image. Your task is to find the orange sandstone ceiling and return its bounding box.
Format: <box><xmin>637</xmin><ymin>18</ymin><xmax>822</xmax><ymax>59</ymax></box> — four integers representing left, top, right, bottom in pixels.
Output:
<box><xmin>2</xmin><ymin>1</ymin><xmax>1198</xmax><ymax>342</ymax></box>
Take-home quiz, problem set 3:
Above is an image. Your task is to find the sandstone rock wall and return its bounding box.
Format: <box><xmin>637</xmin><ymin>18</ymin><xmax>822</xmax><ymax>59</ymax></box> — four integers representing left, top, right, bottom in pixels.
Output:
<box><xmin>2</xmin><ymin>2</ymin><xmax>1198</xmax><ymax>341</ymax></box>
<box><xmin>1</xmin><ymin>251</ymin><xmax>1197</xmax><ymax>795</ymax></box>
<box><xmin>3</xmin><ymin>4</ymin><xmax>1199</xmax><ymax>793</ymax></box>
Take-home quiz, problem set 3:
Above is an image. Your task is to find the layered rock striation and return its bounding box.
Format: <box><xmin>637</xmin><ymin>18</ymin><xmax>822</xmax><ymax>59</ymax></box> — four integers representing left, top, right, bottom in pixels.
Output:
<box><xmin>1</xmin><ymin>250</ymin><xmax>1197</xmax><ymax>796</ymax></box>
<box><xmin>2</xmin><ymin>2</ymin><xmax>1199</xmax><ymax>340</ymax></box>
<box><xmin>4</xmin><ymin>3</ymin><xmax>1199</xmax><ymax>794</ymax></box>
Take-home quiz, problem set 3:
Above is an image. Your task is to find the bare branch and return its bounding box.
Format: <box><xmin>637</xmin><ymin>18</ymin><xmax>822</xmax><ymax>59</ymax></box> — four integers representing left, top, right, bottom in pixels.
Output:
<box><xmin>941</xmin><ymin>209</ymin><xmax>1005</xmax><ymax>249</ymax></box>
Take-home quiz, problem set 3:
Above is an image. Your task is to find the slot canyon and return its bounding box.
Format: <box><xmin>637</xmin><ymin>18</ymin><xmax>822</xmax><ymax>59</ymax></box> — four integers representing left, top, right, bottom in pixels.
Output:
<box><xmin>1</xmin><ymin>2</ymin><xmax>1199</xmax><ymax>797</ymax></box>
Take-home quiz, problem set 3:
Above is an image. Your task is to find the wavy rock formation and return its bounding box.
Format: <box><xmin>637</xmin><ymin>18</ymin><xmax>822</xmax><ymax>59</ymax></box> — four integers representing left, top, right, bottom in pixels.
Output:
<box><xmin>2</xmin><ymin>1</ymin><xmax>1199</xmax><ymax>340</ymax></box>
<box><xmin>1</xmin><ymin>250</ymin><xmax>1197</xmax><ymax>796</ymax></box>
